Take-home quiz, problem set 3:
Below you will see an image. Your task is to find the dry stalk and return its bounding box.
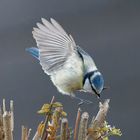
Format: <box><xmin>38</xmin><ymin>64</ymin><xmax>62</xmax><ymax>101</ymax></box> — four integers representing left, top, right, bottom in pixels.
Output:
<box><xmin>2</xmin><ymin>99</ymin><xmax>14</xmax><ymax>140</ymax></box>
<box><xmin>2</xmin><ymin>99</ymin><xmax>6</xmax><ymax>113</ymax></box>
<box><xmin>41</xmin><ymin>96</ymin><xmax>55</xmax><ymax>140</ymax></box>
<box><xmin>51</xmin><ymin>107</ymin><xmax>63</xmax><ymax>138</ymax></box>
<box><xmin>52</xmin><ymin>107</ymin><xmax>63</xmax><ymax>128</ymax></box>
<box><xmin>0</xmin><ymin>98</ymin><xmax>119</xmax><ymax>140</ymax></box>
<box><xmin>21</xmin><ymin>126</ymin><xmax>28</xmax><ymax>140</ymax></box>
<box><xmin>92</xmin><ymin>99</ymin><xmax>110</xmax><ymax>128</ymax></box>
<box><xmin>86</xmin><ymin>99</ymin><xmax>110</xmax><ymax>140</ymax></box>
<box><xmin>74</xmin><ymin>108</ymin><xmax>81</xmax><ymax>140</ymax></box>
<box><xmin>10</xmin><ymin>100</ymin><xmax>14</xmax><ymax>132</ymax></box>
<box><xmin>60</xmin><ymin>118</ymin><xmax>68</xmax><ymax>140</ymax></box>
<box><xmin>78</xmin><ymin>112</ymin><xmax>89</xmax><ymax>140</ymax></box>
<box><xmin>3</xmin><ymin>112</ymin><xmax>13</xmax><ymax>140</ymax></box>
<box><xmin>0</xmin><ymin>106</ymin><xmax>4</xmax><ymax>140</ymax></box>
<box><xmin>32</xmin><ymin>131</ymin><xmax>41</xmax><ymax>140</ymax></box>
<box><xmin>21</xmin><ymin>126</ymin><xmax>31</xmax><ymax>140</ymax></box>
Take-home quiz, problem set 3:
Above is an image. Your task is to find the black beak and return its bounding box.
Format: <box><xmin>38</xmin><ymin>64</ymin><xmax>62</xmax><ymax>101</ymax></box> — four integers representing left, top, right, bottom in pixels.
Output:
<box><xmin>103</xmin><ymin>86</ymin><xmax>110</xmax><ymax>91</ymax></box>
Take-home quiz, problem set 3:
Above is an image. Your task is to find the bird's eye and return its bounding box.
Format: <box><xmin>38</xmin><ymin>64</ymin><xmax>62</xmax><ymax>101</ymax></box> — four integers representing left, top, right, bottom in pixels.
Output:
<box><xmin>92</xmin><ymin>74</ymin><xmax>104</xmax><ymax>93</ymax></box>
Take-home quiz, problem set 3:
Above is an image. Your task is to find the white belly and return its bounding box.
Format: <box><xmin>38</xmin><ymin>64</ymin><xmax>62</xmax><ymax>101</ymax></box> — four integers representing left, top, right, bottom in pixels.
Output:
<box><xmin>50</xmin><ymin>54</ymin><xmax>83</xmax><ymax>95</ymax></box>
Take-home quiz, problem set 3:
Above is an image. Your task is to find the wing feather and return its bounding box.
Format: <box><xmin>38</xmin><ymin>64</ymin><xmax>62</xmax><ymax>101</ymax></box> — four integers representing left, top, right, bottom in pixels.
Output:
<box><xmin>50</xmin><ymin>18</ymin><xmax>69</xmax><ymax>36</ymax></box>
<box><xmin>32</xmin><ymin>18</ymin><xmax>77</xmax><ymax>74</ymax></box>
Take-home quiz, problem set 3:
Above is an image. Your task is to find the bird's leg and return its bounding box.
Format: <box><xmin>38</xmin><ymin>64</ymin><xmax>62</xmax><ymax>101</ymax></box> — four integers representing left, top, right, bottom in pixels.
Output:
<box><xmin>70</xmin><ymin>94</ymin><xmax>93</xmax><ymax>105</ymax></box>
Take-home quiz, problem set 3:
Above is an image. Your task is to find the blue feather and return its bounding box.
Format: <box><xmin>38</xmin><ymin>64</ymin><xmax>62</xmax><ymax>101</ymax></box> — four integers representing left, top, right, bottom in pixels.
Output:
<box><xmin>92</xmin><ymin>74</ymin><xmax>104</xmax><ymax>93</ymax></box>
<box><xmin>26</xmin><ymin>47</ymin><xmax>39</xmax><ymax>60</ymax></box>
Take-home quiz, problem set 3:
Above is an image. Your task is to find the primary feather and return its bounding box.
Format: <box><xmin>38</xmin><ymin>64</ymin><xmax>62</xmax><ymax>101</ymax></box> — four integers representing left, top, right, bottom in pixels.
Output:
<box><xmin>32</xmin><ymin>18</ymin><xmax>77</xmax><ymax>75</ymax></box>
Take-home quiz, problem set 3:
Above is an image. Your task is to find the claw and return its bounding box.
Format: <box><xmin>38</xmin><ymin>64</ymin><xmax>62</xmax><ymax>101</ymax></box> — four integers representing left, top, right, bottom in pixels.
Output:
<box><xmin>71</xmin><ymin>96</ymin><xmax>93</xmax><ymax>105</ymax></box>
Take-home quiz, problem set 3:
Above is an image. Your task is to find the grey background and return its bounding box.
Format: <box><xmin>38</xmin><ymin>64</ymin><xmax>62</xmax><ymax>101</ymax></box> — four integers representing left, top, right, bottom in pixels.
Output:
<box><xmin>0</xmin><ymin>0</ymin><xmax>140</xmax><ymax>139</ymax></box>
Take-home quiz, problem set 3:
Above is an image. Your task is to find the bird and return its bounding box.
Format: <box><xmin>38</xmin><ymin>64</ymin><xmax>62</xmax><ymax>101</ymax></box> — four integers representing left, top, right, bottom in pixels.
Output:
<box><xmin>26</xmin><ymin>18</ymin><xmax>106</xmax><ymax>103</ymax></box>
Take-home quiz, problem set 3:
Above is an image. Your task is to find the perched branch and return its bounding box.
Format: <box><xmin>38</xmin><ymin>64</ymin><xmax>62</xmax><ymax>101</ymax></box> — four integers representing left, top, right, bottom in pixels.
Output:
<box><xmin>93</xmin><ymin>99</ymin><xmax>110</xmax><ymax>128</ymax></box>
<box><xmin>78</xmin><ymin>112</ymin><xmax>89</xmax><ymax>140</ymax></box>
<box><xmin>86</xmin><ymin>99</ymin><xmax>110</xmax><ymax>140</ymax></box>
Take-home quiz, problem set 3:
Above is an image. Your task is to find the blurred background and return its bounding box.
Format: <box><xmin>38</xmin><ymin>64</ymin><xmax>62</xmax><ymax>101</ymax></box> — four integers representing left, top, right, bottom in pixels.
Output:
<box><xmin>0</xmin><ymin>0</ymin><xmax>140</xmax><ymax>139</ymax></box>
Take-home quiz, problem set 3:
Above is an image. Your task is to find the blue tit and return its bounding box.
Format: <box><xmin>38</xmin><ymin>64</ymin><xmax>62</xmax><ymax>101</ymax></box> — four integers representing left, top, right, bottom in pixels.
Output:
<box><xmin>26</xmin><ymin>18</ymin><xmax>105</xmax><ymax>98</ymax></box>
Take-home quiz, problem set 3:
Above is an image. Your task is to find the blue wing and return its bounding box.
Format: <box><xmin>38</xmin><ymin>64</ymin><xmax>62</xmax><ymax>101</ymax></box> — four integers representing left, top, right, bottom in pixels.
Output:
<box><xmin>26</xmin><ymin>47</ymin><xmax>39</xmax><ymax>60</ymax></box>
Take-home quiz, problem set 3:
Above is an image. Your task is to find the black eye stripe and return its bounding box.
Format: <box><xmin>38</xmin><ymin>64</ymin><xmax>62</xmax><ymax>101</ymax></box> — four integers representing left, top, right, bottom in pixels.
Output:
<box><xmin>88</xmin><ymin>76</ymin><xmax>100</xmax><ymax>97</ymax></box>
<box><xmin>83</xmin><ymin>70</ymin><xmax>100</xmax><ymax>97</ymax></box>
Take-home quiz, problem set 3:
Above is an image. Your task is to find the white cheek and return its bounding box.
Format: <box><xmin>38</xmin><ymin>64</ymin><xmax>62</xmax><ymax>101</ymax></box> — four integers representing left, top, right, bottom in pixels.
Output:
<box><xmin>83</xmin><ymin>78</ymin><xmax>93</xmax><ymax>93</ymax></box>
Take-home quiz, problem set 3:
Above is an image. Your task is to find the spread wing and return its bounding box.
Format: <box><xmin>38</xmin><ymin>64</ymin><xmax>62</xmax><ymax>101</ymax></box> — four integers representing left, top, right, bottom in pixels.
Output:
<box><xmin>32</xmin><ymin>18</ymin><xmax>77</xmax><ymax>74</ymax></box>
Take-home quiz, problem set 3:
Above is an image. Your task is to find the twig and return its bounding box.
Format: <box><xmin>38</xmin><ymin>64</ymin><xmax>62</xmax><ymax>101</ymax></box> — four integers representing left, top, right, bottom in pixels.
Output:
<box><xmin>89</xmin><ymin>116</ymin><xmax>95</xmax><ymax>128</ymax></box>
<box><xmin>86</xmin><ymin>99</ymin><xmax>110</xmax><ymax>140</ymax></box>
<box><xmin>78</xmin><ymin>112</ymin><xmax>89</xmax><ymax>140</ymax></box>
<box><xmin>92</xmin><ymin>99</ymin><xmax>110</xmax><ymax>128</ymax></box>
<box><xmin>41</xmin><ymin>96</ymin><xmax>55</xmax><ymax>139</ymax></box>
<box><xmin>52</xmin><ymin>107</ymin><xmax>63</xmax><ymax>128</ymax></box>
<box><xmin>51</xmin><ymin>107</ymin><xmax>63</xmax><ymax>139</ymax></box>
<box><xmin>3</xmin><ymin>99</ymin><xmax>6</xmax><ymax>113</ymax></box>
<box><xmin>74</xmin><ymin>108</ymin><xmax>81</xmax><ymax>140</ymax></box>
<box><xmin>10</xmin><ymin>100</ymin><xmax>14</xmax><ymax>132</ymax></box>
<box><xmin>60</xmin><ymin>118</ymin><xmax>68</xmax><ymax>140</ymax></box>
<box><xmin>32</xmin><ymin>131</ymin><xmax>41</xmax><ymax>140</ymax></box>
<box><xmin>0</xmin><ymin>106</ymin><xmax>4</xmax><ymax>140</ymax></box>
<box><xmin>27</xmin><ymin>128</ymin><xmax>32</xmax><ymax>139</ymax></box>
<box><xmin>21</xmin><ymin>126</ymin><xmax>28</xmax><ymax>140</ymax></box>
<box><xmin>21</xmin><ymin>126</ymin><xmax>31</xmax><ymax>140</ymax></box>
<box><xmin>3</xmin><ymin>112</ymin><xmax>13</xmax><ymax>140</ymax></box>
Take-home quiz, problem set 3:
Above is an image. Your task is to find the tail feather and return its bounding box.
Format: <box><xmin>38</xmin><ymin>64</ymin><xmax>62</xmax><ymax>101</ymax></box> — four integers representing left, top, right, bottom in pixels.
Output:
<box><xmin>26</xmin><ymin>47</ymin><xmax>39</xmax><ymax>60</ymax></box>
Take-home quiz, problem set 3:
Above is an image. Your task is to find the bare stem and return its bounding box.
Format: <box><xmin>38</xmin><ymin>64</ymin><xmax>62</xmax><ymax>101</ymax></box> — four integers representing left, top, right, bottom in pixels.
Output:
<box><xmin>10</xmin><ymin>100</ymin><xmax>14</xmax><ymax>132</ymax></box>
<box><xmin>21</xmin><ymin>126</ymin><xmax>28</xmax><ymax>140</ymax></box>
<box><xmin>3</xmin><ymin>112</ymin><xmax>13</xmax><ymax>140</ymax></box>
<box><xmin>92</xmin><ymin>99</ymin><xmax>110</xmax><ymax>128</ymax></box>
<box><xmin>2</xmin><ymin>99</ymin><xmax>6</xmax><ymax>113</ymax></box>
<box><xmin>32</xmin><ymin>131</ymin><xmax>41</xmax><ymax>140</ymax></box>
<box><xmin>78</xmin><ymin>112</ymin><xmax>89</xmax><ymax>140</ymax></box>
<box><xmin>74</xmin><ymin>108</ymin><xmax>81</xmax><ymax>140</ymax></box>
<box><xmin>0</xmin><ymin>106</ymin><xmax>4</xmax><ymax>140</ymax></box>
<box><xmin>41</xmin><ymin>96</ymin><xmax>55</xmax><ymax>140</ymax></box>
<box><xmin>86</xmin><ymin>99</ymin><xmax>110</xmax><ymax>140</ymax></box>
<box><xmin>60</xmin><ymin>118</ymin><xmax>68</xmax><ymax>140</ymax></box>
